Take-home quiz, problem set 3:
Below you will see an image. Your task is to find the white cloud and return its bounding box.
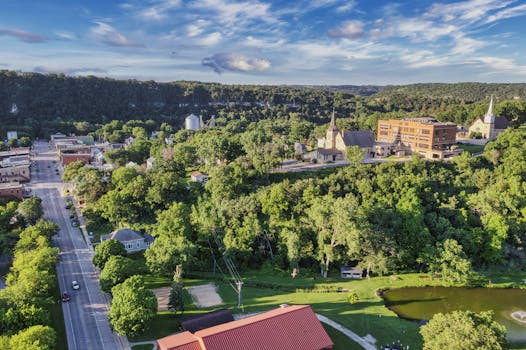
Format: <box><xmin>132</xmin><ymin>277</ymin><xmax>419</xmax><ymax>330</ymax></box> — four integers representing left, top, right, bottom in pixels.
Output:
<box><xmin>55</xmin><ymin>31</ymin><xmax>76</xmax><ymax>40</ymax></box>
<box><xmin>450</xmin><ymin>35</ymin><xmax>486</xmax><ymax>55</ymax></box>
<box><xmin>199</xmin><ymin>32</ymin><xmax>222</xmax><ymax>46</ymax></box>
<box><xmin>328</xmin><ymin>20</ymin><xmax>365</xmax><ymax>39</ymax></box>
<box><xmin>202</xmin><ymin>52</ymin><xmax>271</xmax><ymax>73</ymax></box>
<box><xmin>245</xmin><ymin>36</ymin><xmax>285</xmax><ymax>48</ymax></box>
<box><xmin>90</xmin><ymin>22</ymin><xmax>140</xmax><ymax>47</ymax></box>
<box><xmin>189</xmin><ymin>0</ymin><xmax>277</xmax><ymax>26</ymax></box>
<box><xmin>486</xmin><ymin>3</ymin><xmax>526</xmax><ymax>23</ymax></box>
<box><xmin>476</xmin><ymin>56</ymin><xmax>526</xmax><ymax>75</ymax></box>
<box><xmin>135</xmin><ymin>0</ymin><xmax>182</xmax><ymax>21</ymax></box>
<box><xmin>186</xmin><ymin>20</ymin><xmax>211</xmax><ymax>37</ymax></box>
<box><xmin>426</xmin><ymin>0</ymin><xmax>512</xmax><ymax>23</ymax></box>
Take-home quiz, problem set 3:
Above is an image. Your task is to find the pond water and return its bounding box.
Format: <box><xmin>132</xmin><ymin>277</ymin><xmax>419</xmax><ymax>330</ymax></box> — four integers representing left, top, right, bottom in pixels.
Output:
<box><xmin>383</xmin><ymin>287</ymin><xmax>526</xmax><ymax>342</ymax></box>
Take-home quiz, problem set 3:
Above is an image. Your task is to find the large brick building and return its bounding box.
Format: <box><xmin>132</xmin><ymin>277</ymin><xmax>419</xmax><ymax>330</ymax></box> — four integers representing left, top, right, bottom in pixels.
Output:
<box><xmin>377</xmin><ymin>117</ymin><xmax>458</xmax><ymax>159</ymax></box>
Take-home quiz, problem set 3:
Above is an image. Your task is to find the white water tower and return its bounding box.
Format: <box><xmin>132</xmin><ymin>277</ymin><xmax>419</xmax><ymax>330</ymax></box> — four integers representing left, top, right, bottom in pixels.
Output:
<box><xmin>185</xmin><ymin>114</ymin><xmax>200</xmax><ymax>131</ymax></box>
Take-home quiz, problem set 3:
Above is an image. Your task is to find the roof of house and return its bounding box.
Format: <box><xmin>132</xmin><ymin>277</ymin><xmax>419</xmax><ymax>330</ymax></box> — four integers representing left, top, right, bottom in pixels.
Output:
<box><xmin>195</xmin><ymin>305</ymin><xmax>332</xmax><ymax>350</ymax></box>
<box><xmin>191</xmin><ymin>171</ymin><xmax>206</xmax><ymax>177</ymax></box>
<box><xmin>181</xmin><ymin>309</ymin><xmax>234</xmax><ymax>333</ymax></box>
<box><xmin>157</xmin><ymin>331</ymin><xmax>202</xmax><ymax>350</ymax></box>
<box><xmin>312</xmin><ymin>148</ymin><xmax>342</xmax><ymax>156</ymax></box>
<box><xmin>101</xmin><ymin>228</ymin><xmax>153</xmax><ymax>243</ymax></box>
<box><xmin>341</xmin><ymin>130</ymin><xmax>374</xmax><ymax>148</ymax></box>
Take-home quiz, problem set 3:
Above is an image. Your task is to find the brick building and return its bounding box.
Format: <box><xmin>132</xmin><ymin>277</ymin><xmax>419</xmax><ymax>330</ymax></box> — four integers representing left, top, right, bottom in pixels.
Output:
<box><xmin>377</xmin><ymin>117</ymin><xmax>459</xmax><ymax>159</ymax></box>
<box><xmin>0</xmin><ymin>182</ymin><xmax>24</xmax><ymax>200</ymax></box>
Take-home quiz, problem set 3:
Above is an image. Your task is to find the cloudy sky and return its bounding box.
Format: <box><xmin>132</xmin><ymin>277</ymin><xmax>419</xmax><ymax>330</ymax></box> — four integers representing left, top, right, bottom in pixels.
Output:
<box><xmin>1</xmin><ymin>0</ymin><xmax>526</xmax><ymax>84</ymax></box>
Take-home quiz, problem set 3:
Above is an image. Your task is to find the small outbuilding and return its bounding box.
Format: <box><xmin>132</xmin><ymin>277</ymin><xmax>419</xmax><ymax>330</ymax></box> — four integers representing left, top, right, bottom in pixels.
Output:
<box><xmin>340</xmin><ymin>266</ymin><xmax>363</xmax><ymax>279</ymax></box>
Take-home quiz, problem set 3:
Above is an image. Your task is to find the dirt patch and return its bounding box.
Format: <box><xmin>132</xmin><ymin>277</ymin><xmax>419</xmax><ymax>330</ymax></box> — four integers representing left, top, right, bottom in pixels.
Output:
<box><xmin>152</xmin><ymin>287</ymin><xmax>171</xmax><ymax>311</ymax></box>
<box><xmin>186</xmin><ymin>283</ymin><xmax>223</xmax><ymax>308</ymax></box>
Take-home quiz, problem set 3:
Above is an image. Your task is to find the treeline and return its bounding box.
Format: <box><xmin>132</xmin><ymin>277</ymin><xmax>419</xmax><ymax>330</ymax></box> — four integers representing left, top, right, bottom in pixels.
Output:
<box><xmin>3</xmin><ymin>70</ymin><xmax>526</xmax><ymax>140</ymax></box>
<box><xmin>0</xmin><ymin>197</ymin><xmax>60</xmax><ymax>350</ymax></box>
<box><xmin>376</xmin><ymin>82</ymin><xmax>526</xmax><ymax>101</ymax></box>
<box><xmin>66</xmin><ymin>113</ymin><xmax>526</xmax><ymax>280</ymax></box>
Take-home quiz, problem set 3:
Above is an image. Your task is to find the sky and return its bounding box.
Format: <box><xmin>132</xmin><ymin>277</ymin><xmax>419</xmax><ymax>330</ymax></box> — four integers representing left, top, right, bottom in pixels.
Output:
<box><xmin>1</xmin><ymin>0</ymin><xmax>526</xmax><ymax>85</ymax></box>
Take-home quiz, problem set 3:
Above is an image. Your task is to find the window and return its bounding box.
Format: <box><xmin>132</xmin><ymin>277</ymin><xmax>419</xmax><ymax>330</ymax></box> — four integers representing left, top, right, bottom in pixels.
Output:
<box><xmin>127</xmin><ymin>243</ymin><xmax>132</xmax><ymax>249</ymax></box>
<box><xmin>137</xmin><ymin>242</ymin><xmax>140</xmax><ymax>248</ymax></box>
<box><xmin>422</xmin><ymin>129</ymin><xmax>430</xmax><ymax>135</ymax></box>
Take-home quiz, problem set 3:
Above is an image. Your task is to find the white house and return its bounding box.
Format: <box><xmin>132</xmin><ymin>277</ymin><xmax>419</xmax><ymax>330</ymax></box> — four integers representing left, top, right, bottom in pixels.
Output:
<box><xmin>6</xmin><ymin>131</ymin><xmax>17</xmax><ymax>140</ymax></box>
<box><xmin>340</xmin><ymin>266</ymin><xmax>363</xmax><ymax>279</ymax></box>
<box><xmin>100</xmin><ymin>228</ymin><xmax>154</xmax><ymax>253</ymax></box>
<box><xmin>125</xmin><ymin>161</ymin><xmax>138</xmax><ymax>168</ymax></box>
<box><xmin>190</xmin><ymin>171</ymin><xmax>209</xmax><ymax>184</ymax></box>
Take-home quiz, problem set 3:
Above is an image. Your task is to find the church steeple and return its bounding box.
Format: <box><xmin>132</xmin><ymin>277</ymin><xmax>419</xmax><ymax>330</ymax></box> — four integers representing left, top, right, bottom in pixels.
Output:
<box><xmin>484</xmin><ymin>95</ymin><xmax>495</xmax><ymax>124</ymax></box>
<box><xmin>326</xmin><ymin>109</ymin><xmax>339</xmax><ymax>149</ymax></box>
<box><xmin>328</xmin><ymin>108</ymin><xmax>338</xmax><ymax>131</ymax></box>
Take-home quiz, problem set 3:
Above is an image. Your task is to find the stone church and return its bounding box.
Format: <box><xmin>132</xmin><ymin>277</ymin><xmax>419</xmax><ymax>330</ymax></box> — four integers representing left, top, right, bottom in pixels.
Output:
<box><xmin>307</xmin><ymin>112</ymin><xmax>374</xmax><ymax>163</ymax></box>
<box><xmin>468</xmin><ymin>96</ymin><xmax>510</xmax><ymax>140</ymax></box>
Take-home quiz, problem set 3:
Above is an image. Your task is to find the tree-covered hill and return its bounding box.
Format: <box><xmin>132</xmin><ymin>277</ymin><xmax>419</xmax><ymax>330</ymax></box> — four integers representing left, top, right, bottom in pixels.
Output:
<box><xmin>374</xmin><ymin>82</ymin><xmax>526</xmax><ymax>101</ymax></box>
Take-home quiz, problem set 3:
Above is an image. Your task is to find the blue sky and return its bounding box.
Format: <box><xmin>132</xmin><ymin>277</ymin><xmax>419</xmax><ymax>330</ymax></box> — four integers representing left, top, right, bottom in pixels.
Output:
<box><xmin>1</xmin><ymin>0</ymin><xmax>526</xmax><ymax>84</ymax></box>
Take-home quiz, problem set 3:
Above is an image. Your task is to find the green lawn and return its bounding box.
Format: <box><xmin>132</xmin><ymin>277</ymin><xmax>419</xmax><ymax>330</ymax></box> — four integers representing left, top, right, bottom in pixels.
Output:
<box><xmin>322</xmin><ymin>324</ymin><xmax>363</xmax><ymax>350</ymax></box>
<box><xmin>456</xmin><ymin>143</ymin><xmax>485</xmax><ymax>154</ymax></box>
<box><xmin>131</xmin><ymin>345</ymin><xmax>154</xmax><ymax>350</ymax></box>
<box><xmin>133</xmin><ymin>269</ymin><xmax>526</xmax><ymax>349</ymax></box>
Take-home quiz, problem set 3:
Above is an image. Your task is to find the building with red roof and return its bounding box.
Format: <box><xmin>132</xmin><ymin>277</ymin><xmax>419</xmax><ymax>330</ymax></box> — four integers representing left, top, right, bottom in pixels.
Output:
<box><xmin>157</xmin><ymin>305</ymin><xmax>333</xmax><ymax>350</ymax></box>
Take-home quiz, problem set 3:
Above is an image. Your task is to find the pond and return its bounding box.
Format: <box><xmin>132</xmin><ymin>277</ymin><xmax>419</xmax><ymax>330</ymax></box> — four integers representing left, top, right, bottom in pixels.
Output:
<box><xmin>383</xmin><ymin>287</ymin><xmax>526</xmax><ymax>342</ymax></box>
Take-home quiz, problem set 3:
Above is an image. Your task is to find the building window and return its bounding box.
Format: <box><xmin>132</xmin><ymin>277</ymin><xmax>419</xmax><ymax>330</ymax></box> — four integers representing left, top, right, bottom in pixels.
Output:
<box><xmin>137</xmin><ymin>242</ymin><xmax>140</xmax><ymax>248</ymax></box>
<box><xmin>422</xmin><ymin>129</ymin><xmax>430</xmax><ymax>135</ymax></box>
<box><xmin>127</xmin><ymin>243</ymin><xmax>132</xmax><ymax>249</ymax></box>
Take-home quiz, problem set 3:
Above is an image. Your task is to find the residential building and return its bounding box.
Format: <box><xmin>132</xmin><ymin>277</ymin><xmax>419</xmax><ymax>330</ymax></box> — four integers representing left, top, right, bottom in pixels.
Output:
<box><xmin>377</xmin><ymin>117</ymin><xmax>458</xmax><ymax>159</ymax></box>
<box><xmin>0</xmin><ymin>182</ymin><xmax>24</xmax><ymax>200</ymax></box>
<box><xmin>468</xmin><ymin>96</ymin><xmax>510</xmax><ymax>140</ymax></box>
<box><xmin>157</xmin><ymin>305</ymin><xmax>333</xmax><ymax>350</ymax></box>
<box><xmin>100</xmin><ymin>228</ymin><xmax>154</xmax><ymax>253</ymax></box>
<box><xmin>340</xmin><ymin>266</ymin><xmax>363</xmax><ymax>279</ymax></box>
<box><xmin>190</xmin><ymin>171</ymin><xmax>209</xmax><ymax>184</ymax></box>
<box><xmin>146</xmin><ymin>157</ymin><xmax>155</xmax><ymax>170</ymax></box>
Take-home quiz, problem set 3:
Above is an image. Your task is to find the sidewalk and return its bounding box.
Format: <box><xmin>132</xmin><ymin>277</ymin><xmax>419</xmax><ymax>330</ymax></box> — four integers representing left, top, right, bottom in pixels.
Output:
<box><xmin>316</xmin><ymin>314</ymin><xmax>377</xmax><ymax>350</ymax></box>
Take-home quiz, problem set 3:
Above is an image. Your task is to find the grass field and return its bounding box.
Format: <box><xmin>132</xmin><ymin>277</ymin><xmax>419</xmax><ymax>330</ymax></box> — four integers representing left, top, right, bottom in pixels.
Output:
<box><xmin>132</xmin><ymin>269</ymin><xmax>526</xmax><ymax>349</ymax></box>
<box><xmin>456</xmin><ymin>143</ymin><xmax>485</xmax><ymax>154</ymax></box>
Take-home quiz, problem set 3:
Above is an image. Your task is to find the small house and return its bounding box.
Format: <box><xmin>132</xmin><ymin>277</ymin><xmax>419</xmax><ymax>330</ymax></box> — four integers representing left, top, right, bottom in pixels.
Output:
<box><xmin>340</xmin><ymin>266</ymin><xmax>363</xmax><ymax>279</ymax></box>
<box><xmin>101</xmin><ymin>228</ymin><xmax>154</xmax><ymax>253</ymax></box>
<box><xmin>190</xmin><ymin>171</ymin><xmax>209</xmax><ymax>184</ymax></box>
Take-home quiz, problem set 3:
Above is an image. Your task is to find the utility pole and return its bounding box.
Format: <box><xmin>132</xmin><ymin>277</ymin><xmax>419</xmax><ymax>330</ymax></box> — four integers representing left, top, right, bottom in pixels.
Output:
<box><xmin>236</xmin><ymin>280</ymin><xmax>244</xmax><ymax>309</ymax></box>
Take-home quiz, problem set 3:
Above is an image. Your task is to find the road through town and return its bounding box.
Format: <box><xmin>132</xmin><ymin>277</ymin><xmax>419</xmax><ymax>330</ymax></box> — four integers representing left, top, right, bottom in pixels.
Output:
<box><xmin>29</xmin><ymin>141</ymin><xmax>129</xmax><ymax>350</ymax></box>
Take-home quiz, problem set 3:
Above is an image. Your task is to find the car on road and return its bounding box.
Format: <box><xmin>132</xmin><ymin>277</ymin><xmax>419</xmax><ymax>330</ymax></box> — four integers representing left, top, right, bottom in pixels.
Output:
<box><xmin>71</xmin><ymin>281</ymin><xmax>80</xmax><ymax>290</ymax></box>
<box><xmin>62</xmin><ymin>292</ymin><xmax>71</xmax><ymax>302</ymax></box>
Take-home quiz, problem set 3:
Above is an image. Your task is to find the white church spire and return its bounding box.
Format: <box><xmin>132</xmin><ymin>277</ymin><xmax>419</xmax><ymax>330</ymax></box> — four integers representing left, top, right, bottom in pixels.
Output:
<box><xmin>484</xmin><ymin>95</ymin><xmax>495</xmax><ymax>124</ymax></box>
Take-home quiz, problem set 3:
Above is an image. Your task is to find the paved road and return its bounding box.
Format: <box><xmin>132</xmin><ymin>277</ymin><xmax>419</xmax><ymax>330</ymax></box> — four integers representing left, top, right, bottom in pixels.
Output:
<box><xmin>29</xmin><ymin>141</ymin><xmax>129</xmax><ymax>350</ymax></box>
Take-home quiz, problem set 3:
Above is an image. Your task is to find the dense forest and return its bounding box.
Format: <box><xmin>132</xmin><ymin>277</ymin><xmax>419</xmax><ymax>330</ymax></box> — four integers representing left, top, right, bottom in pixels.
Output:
<box><xmin>65</xmin><ymin>112</ymin><xmax>526</xmax><ymax>282</ymax></box>
<box><xmin>2</xmin><ymin>70</ymin><xmax>526</xmax><ymax>139</ymax></box>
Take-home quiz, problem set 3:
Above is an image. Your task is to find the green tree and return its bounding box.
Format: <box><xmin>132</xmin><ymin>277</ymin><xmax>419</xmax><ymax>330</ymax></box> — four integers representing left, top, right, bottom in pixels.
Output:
<box><xmin>9</xmin><ymin>325</ymin><xmax>56</xmax><ymax>350</ymax></box>
<box><xmin>145</xmin><ymin>203</ymin><xmax>195</xmax><ymax>275</ymax></box>
<box><xmin>93</xmin><ymin>239</ymin><xmax>127</xmax><ymax>269</ymax></box>
<box><xmin>345</xmin><ymin>145</ymin><xmax>364</xmax><ymax>166</ymax></box>
<box><xmin>420</xmin><ymin>310</ymin><xmax>507</xmax><ymax>350</ymax></box>
<box><xmin>108</xmin><ymin>276</ymin><xmax>157</xmax><ymax>336</ymax></box>
<box><xmin>99</xmin><ymin>256</ymin><xmax>143</xmax><ymax>293</ymax></box>
<box><xmin>437</xmin><ymin>239</ymin><xmax>472</xmax><ymax>283</ymax></box>
<box><xmin>168</xmin><ymin>265</ymin><xmax>184</xmax><ymax>314</ymax></box>
<box><xmin>16</xmin><ymin>197</ymin><xmax>43</xmax><ymax>226</ymax></box>
<box><xmin>19</xmin><ymin>137</ymin><xmax>32</xmax><ymax>147</ymax></box>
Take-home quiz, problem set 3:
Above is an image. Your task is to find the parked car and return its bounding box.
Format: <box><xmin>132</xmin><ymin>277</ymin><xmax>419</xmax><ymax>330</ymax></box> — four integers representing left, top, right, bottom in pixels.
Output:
<box><xmin>71</xmin><ymin>281</ymin><xmax>80</xmax><ymax>290</ymax></box>
<box><xmin>62</xmin><ymin>292</ymin><xmax>70</xmax><ymax>302</ymax></box>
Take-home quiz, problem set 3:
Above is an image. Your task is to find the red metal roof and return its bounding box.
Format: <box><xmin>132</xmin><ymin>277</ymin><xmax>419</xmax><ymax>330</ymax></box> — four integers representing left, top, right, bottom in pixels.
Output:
<box><xmin>157</xmin><ymin>331</ymin><xmax>202</xmax><ymax>350</ymax></box>
<box><xmin>195</xmin><ymin>305</ymin><xmax>333</xmax><ymax>350</ymax></box>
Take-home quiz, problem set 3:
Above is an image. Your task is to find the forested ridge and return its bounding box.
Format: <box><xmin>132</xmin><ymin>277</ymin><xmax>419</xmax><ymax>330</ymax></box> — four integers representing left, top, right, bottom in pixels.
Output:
<box><xmin>2</xmin><ymin>70</ymin><xmax>526</xmax><ymax>139</ymax></box>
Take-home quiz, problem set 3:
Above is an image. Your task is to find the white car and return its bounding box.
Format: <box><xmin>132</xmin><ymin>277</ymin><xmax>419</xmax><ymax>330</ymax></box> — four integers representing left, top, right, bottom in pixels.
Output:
<box><xmin>71</xmin><ymin>281</ymin><xmax>80</xmax><ymax>290</ymax></box>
